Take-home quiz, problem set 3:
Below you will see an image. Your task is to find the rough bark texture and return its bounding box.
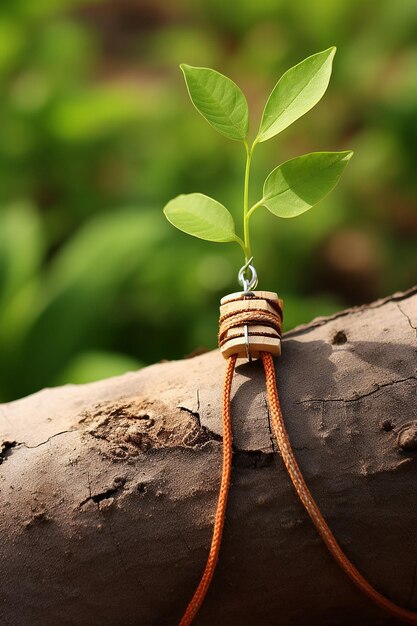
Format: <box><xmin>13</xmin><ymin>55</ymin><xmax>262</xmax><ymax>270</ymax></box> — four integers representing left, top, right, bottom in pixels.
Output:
<box><xmin>1</xmin><ymin>288</ymin><xmax>417</xmax><ymax>626</ymax></box>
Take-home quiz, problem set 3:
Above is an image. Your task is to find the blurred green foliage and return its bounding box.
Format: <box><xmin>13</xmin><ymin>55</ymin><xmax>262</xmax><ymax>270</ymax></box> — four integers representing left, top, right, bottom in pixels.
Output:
<box><xmin>0</xmin><ymin>0</ymin><xmax>416</xmax><ymax>401</ymax></box>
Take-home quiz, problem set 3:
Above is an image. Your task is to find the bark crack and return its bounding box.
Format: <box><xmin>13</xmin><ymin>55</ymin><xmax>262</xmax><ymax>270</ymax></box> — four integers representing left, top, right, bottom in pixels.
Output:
<box><xmin>177</xmin><ymin>404</ymin><xmax>222</xmax><ymax>447</ymax></box>
<box><xmin>297</xmin><ymin>375</ymin><xmax>417</xmax><ymax>405</ymax></box>
<box><xmin>397</xmin><ymin>302</ymin><xmax>417</xmax><ymax>343</ymax></box>
<box><xmin>263</xmin><ymin>391</ymin><xmax>275</xmax><ymax>452</ymax></box>
<box><xmin>79</xmin><ymin>485</ymin><xmax>121</xmax><ymax>507</ymax></box>
<box><xmin>1</xmin><ymin>430</ymin><xmax>75</xmax><ymax>462</ymax></box>
<box><xmin>178</xmin><ymin>405</ymin><xmax>200</xmax><ymax>423</ymax></box>
<box><xmin>180</xmin><ymin>530</ymin><xmax>191</xmax><ymax>553</ymax></box>
<box><xmin>22</xmin><ymin>430</ymin><xmax>75</xmax><ymax>449</ymax></box>
<box><xmin>177</xmin><ymin>388</ymin><xmax>201</xmax><ymax>425</ymax></box>
<box><xmin>196</xmin><ymin>388</ymin><xmax>200</xmax><ymax>415</ymax></box>
<box><xmin>232</xmin><ymin>449</ymin><xmax>274</xmax><ymax>469</ymax></box>
<box><xmin>79</xmin><ymin>475</ymin><xmax>126</xmax><ymax>507</ymax></box>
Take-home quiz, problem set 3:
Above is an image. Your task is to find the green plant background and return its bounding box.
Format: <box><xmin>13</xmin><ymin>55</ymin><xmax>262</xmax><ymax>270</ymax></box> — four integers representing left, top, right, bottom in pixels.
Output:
<box><xmin>0</xmin><ymin>0</ymin><xmax>416</xmax><ymax>402</ymax></box>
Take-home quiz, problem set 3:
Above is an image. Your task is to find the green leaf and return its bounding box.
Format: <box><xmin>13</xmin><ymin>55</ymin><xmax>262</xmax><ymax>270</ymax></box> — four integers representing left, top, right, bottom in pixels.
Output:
<box><xmin>163</xmin><ymin>193</ymin><xmax>237</xmax><ymax>242</ymax></box>
<box><xmin>262</xmin><ymin>151</ymin><xmax>353</xmax><ymax>218</ymax></box>
<box><xmin>180</xmin><ymin>64</ymin><xmax>249</xmax><ymax>141</ymax></box>
<box><xmin>257</xmin><ymin>47</ymin><xmax>336</xmax><ymax>143</ymax></box>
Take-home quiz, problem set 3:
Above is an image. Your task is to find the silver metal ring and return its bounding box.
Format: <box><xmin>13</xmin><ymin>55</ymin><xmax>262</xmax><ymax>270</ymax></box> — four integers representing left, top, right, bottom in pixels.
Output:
<box><xmin>238</xmin><ymin>257</ymin><xmax>258</xmax><ymax>293</ymax></box>
<box><xmin>238</xmin><ymin>257</ymin><xmax>258</xmax><ymax>361</ymax></box>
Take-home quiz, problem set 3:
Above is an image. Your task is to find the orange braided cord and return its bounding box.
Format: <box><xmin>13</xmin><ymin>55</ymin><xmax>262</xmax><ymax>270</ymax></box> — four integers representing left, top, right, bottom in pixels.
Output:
<box><xmin>178</xmin><ymin>354</ymin><xmax>236</xmax><ymax>626</ymax></box>
<box><xmin>261</xmin><ymin>351</ymin><xmax>417</xmax><ymax>625</ymax></box>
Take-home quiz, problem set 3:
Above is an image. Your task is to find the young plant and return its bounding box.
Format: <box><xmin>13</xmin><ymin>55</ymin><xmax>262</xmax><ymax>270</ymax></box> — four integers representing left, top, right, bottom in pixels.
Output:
<box><xmin>163</xmin><ymin>48</ymin><xmax>353</xmax><ymax>266</ymax></box>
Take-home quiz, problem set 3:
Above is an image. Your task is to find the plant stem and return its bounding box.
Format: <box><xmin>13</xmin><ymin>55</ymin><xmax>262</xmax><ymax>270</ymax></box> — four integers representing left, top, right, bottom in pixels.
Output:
<box><xmin>233</xmin><ymin>235</ymin><xmax>248</xmax><ymax>258</ymax></box>
<box><xmin>243</xmin><ymin>140</ymin><xmax>253</xmax><ymax>262</ymax></box>
<box><xmin>247</xmin><ymin>197</ymin><xmax>266</xmax><ymax>220</ymax></box>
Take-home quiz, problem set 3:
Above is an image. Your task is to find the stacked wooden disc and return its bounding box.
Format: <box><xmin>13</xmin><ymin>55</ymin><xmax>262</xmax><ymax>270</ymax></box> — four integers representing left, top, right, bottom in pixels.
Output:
<box><xmin>218</xmin><ymin>291</ymin><xmax>283</xmax><ymax>359</ymax></box>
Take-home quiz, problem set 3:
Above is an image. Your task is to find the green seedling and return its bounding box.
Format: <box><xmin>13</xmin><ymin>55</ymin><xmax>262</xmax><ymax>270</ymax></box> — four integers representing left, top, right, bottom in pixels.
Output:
<box><xmin>163</xmin><ymin>48</ymin><xmax>353</xmax><ymax>264</ymax></box>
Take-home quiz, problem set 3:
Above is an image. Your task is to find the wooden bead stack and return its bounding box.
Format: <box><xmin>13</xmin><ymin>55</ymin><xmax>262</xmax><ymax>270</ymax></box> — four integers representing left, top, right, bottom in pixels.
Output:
<box><xmin>218</xmin><ymin>291</ymin><xmax>283</xmax><ymax>359</ymax></box>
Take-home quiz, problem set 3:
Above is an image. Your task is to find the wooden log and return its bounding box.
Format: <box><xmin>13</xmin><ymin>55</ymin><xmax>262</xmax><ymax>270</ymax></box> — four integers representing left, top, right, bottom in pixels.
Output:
<box><xmin>1</xmin><ymin>287</ymin><xmax>417</xmax><ymax>626</ymax></box>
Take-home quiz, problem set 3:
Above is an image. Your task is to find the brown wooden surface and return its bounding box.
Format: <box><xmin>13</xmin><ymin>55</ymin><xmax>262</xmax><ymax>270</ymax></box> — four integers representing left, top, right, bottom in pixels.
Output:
<box><xmin>1</xmin><ymin>287</ymin><xmax>417</xmax><ymax>626</ymax></box>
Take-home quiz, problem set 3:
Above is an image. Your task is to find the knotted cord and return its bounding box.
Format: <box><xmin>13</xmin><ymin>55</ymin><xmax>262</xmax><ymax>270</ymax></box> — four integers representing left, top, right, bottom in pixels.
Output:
<box><xmin>178</xmin><ymin>310</ymin><xmax>417</xmax><ymax>625</ymax></box>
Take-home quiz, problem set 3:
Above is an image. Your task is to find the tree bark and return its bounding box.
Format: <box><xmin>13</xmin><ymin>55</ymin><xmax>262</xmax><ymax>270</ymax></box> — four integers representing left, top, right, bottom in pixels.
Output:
<box><xmin>1</xmin><ymin>288</ymin><xmax>417</xmax><ymax>626</ymax></box>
